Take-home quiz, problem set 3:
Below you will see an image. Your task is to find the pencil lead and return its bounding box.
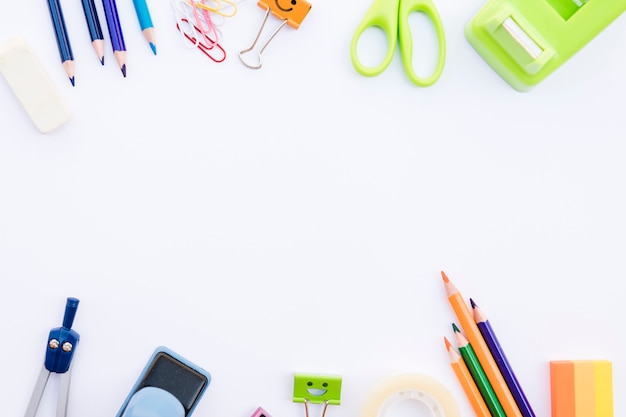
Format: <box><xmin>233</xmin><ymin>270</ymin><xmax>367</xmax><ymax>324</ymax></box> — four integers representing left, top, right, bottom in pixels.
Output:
<box><xmin>470</xmin><ymin>298</ymin><xmax>477</xmax><ymax>308</ymax></box>
<box><xmin>452</xmin><ymin>322</ymin><xmax>461</xmax><ymax>333</ymax></box>
<box><xmin>100</xmin><ymin>57</ymin><xmax>105</xmax><ymax>65</ymax></box>
<box><xmin>121</xmin><ymin>64</ymin><xmax>127</xmax><ymax>77</ymax></box>
<box><xmin>441</xmin><ymin>270</ymin><xmax>450</xmax><ymax>283</ymax></box>
<box><xmin>150</xmin><ymin>43</ymin><xmax>157</xmax><ymax>55</ymax></box>
<box><xmin>69</xmin><ymin>76</ymin><xmax>75</xmax><ymax>87</ymax></box>
<box><xmin>444</xmin><ymin>336</ymin><xmax>452</xmax><ymax>350</ymax></box>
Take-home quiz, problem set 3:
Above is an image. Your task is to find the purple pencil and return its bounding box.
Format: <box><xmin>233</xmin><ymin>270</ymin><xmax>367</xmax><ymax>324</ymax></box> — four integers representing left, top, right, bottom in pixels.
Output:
<box><xmin>102</xmin><ymin>0</ymin><xmax>127</xmax><ymax>76</ymax></box>
<box><xmin>470</xmin><ymin>298</ymin><xmax>536</xmax><ymax>417</ymax></box>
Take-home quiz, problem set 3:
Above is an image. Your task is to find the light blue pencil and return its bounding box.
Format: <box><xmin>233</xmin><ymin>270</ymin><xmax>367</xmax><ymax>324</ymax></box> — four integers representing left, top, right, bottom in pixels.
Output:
<box><xmin>132</xmin><ymin>0</ymin><xmax>156</xmax><ymax>54</ymax></box>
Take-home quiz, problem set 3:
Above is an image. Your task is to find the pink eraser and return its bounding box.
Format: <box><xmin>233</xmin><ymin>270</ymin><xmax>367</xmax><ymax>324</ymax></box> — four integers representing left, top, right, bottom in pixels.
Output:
<box><xmin>251</xmin><ymin>407</ymin><xmax>271</xmax><ymax>417</ymax></box>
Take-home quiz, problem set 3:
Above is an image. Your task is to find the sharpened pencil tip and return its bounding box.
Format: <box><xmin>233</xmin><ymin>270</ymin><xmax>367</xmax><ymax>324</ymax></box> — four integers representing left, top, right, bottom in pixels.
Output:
<box><xmin>444</xmin><ymin>336</ymin><xmax>452</xmax><ymax>350</ymax></box>
<box><xmin>452</xmin><ymin>322</ymin><xmax>461</xmax><ymax>333</ymax></box>
<box><xmin>121</xmin><ymin>64</ymin><xmax>127</xmax><ymax>77</ymax></box>
<box><xmin>150</xmin><ymin>43</ymin><xmax>157</xmax><ymax>55</ymax></box>
<box><xmin>441</xmin><ymin>270</ymin><xmax>449</xmax><ymax>283</ymax></box>
<box><xmin>69</xmin><ymin>76</ymin><xmax>75</xmax><ymax>86</ymax></box>
<box><xmin>470</xmin><ymin>298</ymin><xmax>477</xmax><ymax>308</ymax></box>
<box><xmin>100</xmin><ymin>57</ymin><xmax>105</xmax><ymax>65</ymax></box>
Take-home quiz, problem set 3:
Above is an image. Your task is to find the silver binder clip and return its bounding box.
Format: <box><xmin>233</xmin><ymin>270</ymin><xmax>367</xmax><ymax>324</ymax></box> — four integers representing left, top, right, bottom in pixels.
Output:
<box><xmin>239</xmin><ymin>0</ymin><xmax>311</xmax><ymax>69</ymax></box>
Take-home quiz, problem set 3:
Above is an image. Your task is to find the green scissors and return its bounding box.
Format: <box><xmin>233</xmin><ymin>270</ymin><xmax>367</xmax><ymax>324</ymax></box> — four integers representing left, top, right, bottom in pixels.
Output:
<box><xmin>350</xmin><ymin>0</ymin><xmax>446</xmax><ymax>87</ymax></box>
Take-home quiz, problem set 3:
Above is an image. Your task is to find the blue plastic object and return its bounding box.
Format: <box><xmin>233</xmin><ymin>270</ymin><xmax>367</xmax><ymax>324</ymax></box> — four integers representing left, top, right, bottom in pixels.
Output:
<box><xmin>24</xmin><ymin>297</ymin><xmax>81</xmax><ymax>417</ymax></box>
<box><xmin>116</xmin><ymin>346</ymin><xmax>211</xmax><ymax>417</ymax></box>
<box><xmin>122</xmin><ymin>387</ymin><xmax>185</xmax><ymax>417</ymax></box>
<box><xmin>44</xmin><ymin>297</ymin><xmax>80</xmax><ymax>373</ymax></box>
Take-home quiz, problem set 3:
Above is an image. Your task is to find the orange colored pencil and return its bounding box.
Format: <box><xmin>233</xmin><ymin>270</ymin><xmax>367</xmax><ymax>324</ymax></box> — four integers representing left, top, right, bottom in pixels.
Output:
<box><xmin>445</xmin><ymin>336</ymin><xmax>491</xmax><ymax>417</ymax></box>
<box><xmin>441</xmin><ymin>271</ymin><xmax>522</xmax><ymax>417</ymax></box>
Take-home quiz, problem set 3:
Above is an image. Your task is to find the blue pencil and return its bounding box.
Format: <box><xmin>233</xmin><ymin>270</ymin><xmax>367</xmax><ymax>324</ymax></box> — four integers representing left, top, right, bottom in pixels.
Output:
<box><xmin>471</xmin><ymin>299</ymin><xmax>536</xmax><ymax>417</ymax></box>
<box><xmin>132</xmin><ymin>0</ymin><xmax>156</xmax><ymax>54</ymax></box>
<box><xmin>46</xmin><ymin>0</ymin><xmax>75</xmax><ymax>85</ymax></box>
<box><xmin>80</xmin><ymin>0</ymin><xmax>105</xmax><ymax>64</ymax></box>
<box><xmin>102</xmin><ymin>0</ymin><xmax>127</xmax><ymax>76</ymax></box>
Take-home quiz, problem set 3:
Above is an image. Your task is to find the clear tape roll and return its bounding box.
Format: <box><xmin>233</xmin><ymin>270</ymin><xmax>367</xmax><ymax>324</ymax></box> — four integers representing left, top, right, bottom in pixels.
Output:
<box><xmin>363</xmin><ymin>374</ymin><xmax>460</xmax><ymax>417</ymax></box>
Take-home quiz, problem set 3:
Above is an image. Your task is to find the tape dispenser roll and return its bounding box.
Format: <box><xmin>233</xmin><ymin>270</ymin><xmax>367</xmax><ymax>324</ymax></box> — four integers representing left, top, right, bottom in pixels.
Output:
<box><xmin>363</xmin><ymin>374</ymin><xmax>460</xmax><ymax>417</ymax></box>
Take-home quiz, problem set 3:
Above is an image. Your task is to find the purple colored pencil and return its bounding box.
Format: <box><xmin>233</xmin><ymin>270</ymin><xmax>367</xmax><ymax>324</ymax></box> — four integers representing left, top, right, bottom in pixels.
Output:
<box><xmin>470</xmin><ymin>298</ymin><xmax>536</xmax><ymax>417</ymax></box>
<box><xmin>102</xmin><ymin>0</ymin><xmax>127</xmax><ymax>76</ymax></box>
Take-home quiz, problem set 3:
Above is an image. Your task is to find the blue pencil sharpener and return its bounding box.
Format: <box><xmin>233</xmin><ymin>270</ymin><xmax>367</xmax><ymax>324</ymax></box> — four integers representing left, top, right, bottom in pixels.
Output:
<box><xmin>116</xmin><ymin>346</ymin><xmax>211</xmax><ymax>417</ymax></box>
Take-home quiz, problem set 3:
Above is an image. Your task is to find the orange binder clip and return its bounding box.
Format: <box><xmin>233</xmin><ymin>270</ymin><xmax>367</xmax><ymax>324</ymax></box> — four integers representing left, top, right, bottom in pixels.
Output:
<box><xmin>239</xmin><ymin>0</ymin><xmax>311</xmax><ymax>69</ymax></box>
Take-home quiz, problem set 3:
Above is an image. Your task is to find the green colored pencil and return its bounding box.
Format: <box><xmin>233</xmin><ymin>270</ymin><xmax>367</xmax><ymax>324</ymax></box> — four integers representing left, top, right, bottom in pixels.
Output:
<box><xmin>453</xmin><ymin>323</ymin><xmax>507</xmax><ymax>417</ymax></box>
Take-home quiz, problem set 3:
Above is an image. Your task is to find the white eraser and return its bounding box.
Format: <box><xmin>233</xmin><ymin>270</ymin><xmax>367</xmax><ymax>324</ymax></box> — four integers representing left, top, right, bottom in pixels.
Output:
<box><xmin>0</xmin><ymin>37</ymin><xmax>71</xmax><ymax>133</ymax></box>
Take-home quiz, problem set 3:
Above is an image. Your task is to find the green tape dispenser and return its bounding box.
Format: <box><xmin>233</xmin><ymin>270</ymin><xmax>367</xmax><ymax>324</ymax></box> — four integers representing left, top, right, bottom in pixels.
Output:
<box><xmin>465</xmin><ymin>0</ymin><xmax>626</xmax><ymax>91</ymax></box>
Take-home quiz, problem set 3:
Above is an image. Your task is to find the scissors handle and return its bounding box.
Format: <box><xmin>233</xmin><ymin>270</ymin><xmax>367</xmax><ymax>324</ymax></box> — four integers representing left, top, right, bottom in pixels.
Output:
<box><xmin>350</xmin><ymin>0</ymin><xmax>399</xmax><ymax>78</ymax></box>
<box><xmin>350</xmin><ymin>0</ymin><xmax>446</xmax><ymax>87</ymax></box>
<box><xmin>398</xmin><ymin>0</ymin><xmax>446</xmax><ymax>86</ymax></box>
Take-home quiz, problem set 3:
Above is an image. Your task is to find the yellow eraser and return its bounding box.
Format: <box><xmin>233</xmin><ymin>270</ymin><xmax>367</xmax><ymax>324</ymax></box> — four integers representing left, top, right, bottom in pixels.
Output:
<box><xmin>550</xmin><ymin>360</ymin><xmax>613</xmax><ymax>417</ymax></box>
<box><xmin>0</xmin><ymin>37</ymin><xmax>71</xmax><ymax>133</ymax></box>
<box><xmin>593</xmin><ymin>360</ymin><xmax>614</xmax><ymax>417</ymax></box>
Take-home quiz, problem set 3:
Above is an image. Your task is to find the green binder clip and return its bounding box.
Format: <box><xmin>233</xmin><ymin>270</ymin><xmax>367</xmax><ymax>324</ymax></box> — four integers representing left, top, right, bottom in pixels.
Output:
<box><xmin>465</xmin><ymin>0</ymin><xmax>626</xmax><ymax>91</ymax></box>
<box><xmin>293</xmin><ymin>373</ymin><xmax>342</xmax><ymax>417</ymax></box>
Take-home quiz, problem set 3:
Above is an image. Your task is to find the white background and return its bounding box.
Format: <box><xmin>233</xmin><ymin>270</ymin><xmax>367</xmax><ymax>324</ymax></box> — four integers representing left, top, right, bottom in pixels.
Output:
<box><xmin>1</xmin><ymin>0</ymin><xmax>625</xmax><ymax>416</ymax></box>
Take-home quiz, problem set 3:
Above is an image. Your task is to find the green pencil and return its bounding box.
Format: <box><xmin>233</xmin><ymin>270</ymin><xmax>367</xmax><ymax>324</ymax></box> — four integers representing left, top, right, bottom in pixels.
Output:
<box><xmin>453</xmin><ymin>323</ymin><xmax>507</xmax><ymax>417</ymax></box>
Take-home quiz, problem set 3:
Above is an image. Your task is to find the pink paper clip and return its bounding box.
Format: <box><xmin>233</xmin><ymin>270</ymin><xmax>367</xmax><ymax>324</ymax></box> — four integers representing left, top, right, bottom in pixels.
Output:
<box><xmin>189</xmin><ymin>0</ymin><xmax>220</xmax><ymax>48</ymax></box>
<box><xmin>176</xmin><ymin>18</ymin><xmax>226</xmax><ymax>62</ymax></box>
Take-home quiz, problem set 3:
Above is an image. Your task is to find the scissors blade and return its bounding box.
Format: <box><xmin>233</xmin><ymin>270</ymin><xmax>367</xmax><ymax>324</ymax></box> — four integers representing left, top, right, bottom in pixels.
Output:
<box><xmin>25</xmin><ymin>366</ymin><xmax>51</xmax><ymax>417</ymax></box>
<box><xmin>56</xmin><ymin>367</ymin><xmax>73</xmax><ymax>417</ymax></box>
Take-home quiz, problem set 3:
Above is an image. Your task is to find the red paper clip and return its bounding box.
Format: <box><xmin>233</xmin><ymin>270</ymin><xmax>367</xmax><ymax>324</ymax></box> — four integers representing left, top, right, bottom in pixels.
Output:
<box><xmin>176</xmin><ymin>18</ymin><xmax>226</xmax><ymax>62</ymax></box>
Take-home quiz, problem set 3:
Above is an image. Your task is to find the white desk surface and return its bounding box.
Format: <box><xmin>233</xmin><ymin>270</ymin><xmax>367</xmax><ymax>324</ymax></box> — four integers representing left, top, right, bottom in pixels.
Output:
<box><xmin>1</xmin><ymin>0</ymin><xmax>625</xmax><ymax>416</ymax></box>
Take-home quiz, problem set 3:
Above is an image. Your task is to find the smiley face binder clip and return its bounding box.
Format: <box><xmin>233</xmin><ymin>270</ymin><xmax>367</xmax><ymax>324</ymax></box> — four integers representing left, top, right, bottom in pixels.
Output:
<box><xmin>239</xmin><ymin>0</ymin><xmax>311</xmax><ymax>69</ymax></box>
<box><xmin>115</xmin><ymin>346</ymin><xmax>211</xmax><ymax>417</ymax></box>
<box><xmin>293</xmin><ymin>373</ymin><xmax>342</xmax><ymax>417</ymax></box>
<box><xmin>24</xmin><ymin>297</ymin><xmax>80</xmax><ymax>417</ymax></box>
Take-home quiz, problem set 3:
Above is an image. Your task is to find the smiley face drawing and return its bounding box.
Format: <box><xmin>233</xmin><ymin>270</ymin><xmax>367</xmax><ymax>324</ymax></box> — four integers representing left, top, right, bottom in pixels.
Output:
<box><xmin>258</xmin><ymin>0</ymin><xmax>311</xmax><ymax>29</ymax></box>
<box><xmin>293</xmin><ymin>373</ymin><xmax>342</xmax><ymax>405</ymax></box>
<box><xmin>275</xmin><ymin>0</ymin><xmax>294</xmax><ymax>12</ymax></box>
